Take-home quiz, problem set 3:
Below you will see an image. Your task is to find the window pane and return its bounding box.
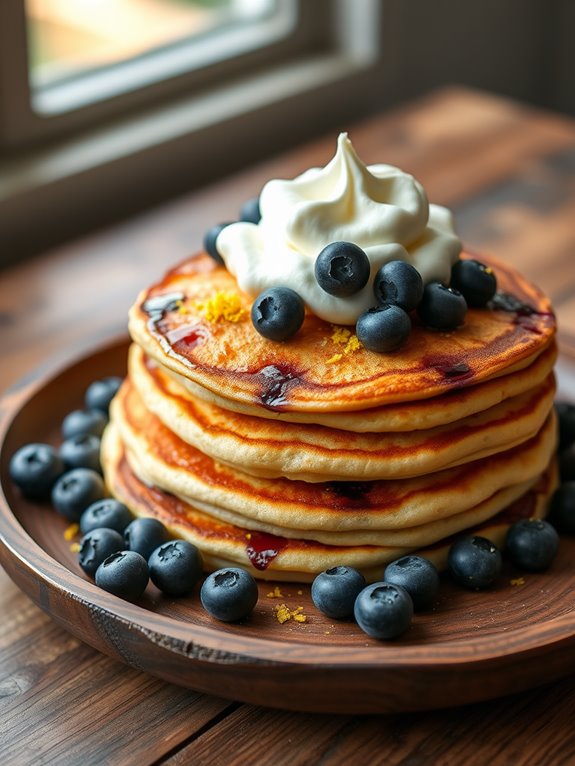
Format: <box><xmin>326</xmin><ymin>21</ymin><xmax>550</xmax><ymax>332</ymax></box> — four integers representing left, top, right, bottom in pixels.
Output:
<box><xmin>25</xmin><ymin>0</ymin><xmax>292</xmax><ymax>112</ymax></box>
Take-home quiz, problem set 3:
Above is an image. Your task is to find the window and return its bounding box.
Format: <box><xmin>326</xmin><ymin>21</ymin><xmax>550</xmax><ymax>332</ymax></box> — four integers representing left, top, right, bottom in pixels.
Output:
<box><xmin>0</xmin><ymin>0</ymin><xmax>383</xmax><ymax>263</ymax></box>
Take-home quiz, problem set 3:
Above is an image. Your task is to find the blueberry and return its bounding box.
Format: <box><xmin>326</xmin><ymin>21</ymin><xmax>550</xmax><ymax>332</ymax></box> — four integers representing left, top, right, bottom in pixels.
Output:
<box><xmin>549</xmin><ymin>483</ymin><xmax>575</xmax><ymax>534</ymax></box>
<box><xmin>373</xmin><ymin>260</ymin><xmax>423</xmax><ymax>312</ymax></box>
<box><xmin>383</xmin><ymin>555</ymin><xmax>440</xmax><ymax>611</ymax></box>
<box><xmin>78</xmin><ymin>528</ymin><xmax>125</xmax><ymax>577</ymax></box>
<box><xmin>311</xmin><ymin>566</ymin><xmax>366</xmax><ymax>619</ymax></box>
<box><xmin>148</xmin><ymin>540</ymin><xmax>203</xmax><ymax>596</ymax></box>
<box><xmin>417</xmin><ymin>283</ymin><xmax>467</xmax><ymax>330</ymax></box>
<box><xmin>203</xmin><ymin>222</ymin><xmax>233</xmax><ymax>265</ymax></box>
<box><xmin>80</xmin><ymin>498</ymin><xmax>133</xmax><ymax>535</ymax></box>
<box><xmin>51</xmin><ymin>468</ymin><xmax>106</xmax><ymax>521</ymax></box>
<box><xmin>354</xmin><ymin>582</ymin><xmax>413</xmax><ymax>640</ymax></box>
<box><xmin>448</xmin><ymin>535</ymin><xmax>502</xmax><ymax>589</ymax></box>
<box><xmin>124</xmin><ymin>517</ymin><xmax>170</xmax><ymax>560</ymax></box>
<box><xmin>200</xmin><ymin>567</ymin><xmax>258</xmax><ymax>622</ymax></box>
<box><xmin>555</xmin><ymin>402</ymin><xmax>575</xmax><ymax>450</ymax></box>
<box><xmin>356</xmin><ymin>304</ymin><xmax>411</xmax><ymax>353</ymax></box>
<box><xmin>505</xmin><ymin>519</ymin><xmax>559</xmax><ymax>572</ymax></box>
<box><xmin>95</xmin><ymin>550</ymin><xmax>149</xmax><ymax>602</ymax></box>
<box><xmin>62</xmin><ymin>409</ymin><xmax>107</xmax><ymax>440</ymax></box>
<box><xmin>239</xmin><ymin>196</ymin><xmax>261</xmax><ymax>224</ymax></box>
<box><xmin>9</xmin><ymin>443</ymin><xmax>65</xmax><ymax>500</ymax></box>
<box><xmin>251</xmin><ymin>287</ymin><xmax>305</xmax><ymax>341</ymax></box>
<box><xmin>59</xmin><ymin>434</ymin><xmax>101</xmax><ymax>473</ymax></box>
<box><xmin>85</xmin><ymin>377</ymin><xmax>123</xmax><ymax>415</ymax></box>
<box><xmin>315</xmin><ymin>242</ymin><xmax>370</xmax><ymax>297</ymax></box>
<box><xmin>450</xmin><ymin>259</ymin><xmax>497</xmax><ymax>308</ymax></box>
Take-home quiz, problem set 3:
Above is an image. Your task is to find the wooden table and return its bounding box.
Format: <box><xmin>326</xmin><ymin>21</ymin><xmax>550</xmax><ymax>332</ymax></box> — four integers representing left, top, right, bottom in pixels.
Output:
<box><xmin>2</xmin><ymin>87</ymin><xmax>575</xmax><ymax>765</ymax></box>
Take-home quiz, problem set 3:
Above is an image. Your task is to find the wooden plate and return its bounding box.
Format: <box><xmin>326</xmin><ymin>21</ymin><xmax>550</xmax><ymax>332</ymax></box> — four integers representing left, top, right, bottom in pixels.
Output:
<box><xmin>1</xmin><ymin>336</ymin><xmax>575</xmax><ymax>715</ymax></box>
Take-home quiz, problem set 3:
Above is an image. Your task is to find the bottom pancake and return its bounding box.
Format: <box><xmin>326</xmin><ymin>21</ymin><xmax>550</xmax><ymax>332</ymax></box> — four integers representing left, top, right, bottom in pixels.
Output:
<box><xmin>101</xmin><ymin>423</ymin><xmax>557</xmax><ymax>582</ymax></box>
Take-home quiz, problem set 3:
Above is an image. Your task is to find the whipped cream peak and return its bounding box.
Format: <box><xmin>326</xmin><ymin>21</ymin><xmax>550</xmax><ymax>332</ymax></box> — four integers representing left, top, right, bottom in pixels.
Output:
<box><xmin>217</xmin><ymin>133</ymin><xmax>461</xmax><ymax>325</ymax></box>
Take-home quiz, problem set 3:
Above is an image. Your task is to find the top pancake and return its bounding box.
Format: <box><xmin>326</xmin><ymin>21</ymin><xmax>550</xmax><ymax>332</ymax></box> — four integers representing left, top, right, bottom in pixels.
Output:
<box><xmin>129</xmin><ymin>251</ymin><xmax>555</xmax><ymax>413</ymax></box>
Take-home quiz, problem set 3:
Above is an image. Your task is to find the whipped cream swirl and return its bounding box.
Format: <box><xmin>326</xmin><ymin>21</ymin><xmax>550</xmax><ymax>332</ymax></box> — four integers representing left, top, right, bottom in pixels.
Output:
<box><xmin>217</xmin><ymin>133</ymin><xmax>461</xmax><ymax>324</ymax></box>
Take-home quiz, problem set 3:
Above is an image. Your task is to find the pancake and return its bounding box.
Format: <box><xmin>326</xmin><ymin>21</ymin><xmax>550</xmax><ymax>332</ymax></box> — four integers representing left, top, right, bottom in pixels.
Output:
<box><xmin>101</xmin><ymin>423</ymin><xmax>557</xmax><ymax>582</ymax></box>
<box><xmin>111</xmin><ymin>377</ymin><xmax>557</xmax><ymax>537</ymax></box>
<box><xmin>129</xmin><ymin>342</ymin><xmax>556</xmax><ymax>482</ymax></box>
<box><xmin>166</xmin><ymin>340</ymin><xmax>557</xmax><ymax>432</ymax></box>
<box><xmin>128</xmin><ymin>251</ymin><xmax>555</xmax><ymax>414</ymax></box>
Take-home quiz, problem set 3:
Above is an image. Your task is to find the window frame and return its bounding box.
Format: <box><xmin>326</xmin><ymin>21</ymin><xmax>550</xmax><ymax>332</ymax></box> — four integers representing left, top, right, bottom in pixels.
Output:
<box><xmin>0</xmin><ymin>0</ymin><xmax>384</xmax><ymax>264</ymax></box>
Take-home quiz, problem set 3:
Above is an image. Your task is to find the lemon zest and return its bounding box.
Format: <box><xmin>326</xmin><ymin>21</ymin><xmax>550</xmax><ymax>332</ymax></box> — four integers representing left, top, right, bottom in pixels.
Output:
<box><xmin>266</xmin><ymin>585</ymin><xmax>284</xmax><ymax>599</ymax></box>
<box><xmin>64</xmin><ymin>523</ymin><xmax>80</xmax><ymax>541</ymax></box>
<box><xmin>326</xmin><ymin>353</ymin><xmax>343</xmax><ymax>364</ymax></box>
<box><xmin>196</xmin><ymin>291</ymin><xmax>247</xmax><ymax>323</ymax></box>
<box><xmin>274</xmin><ymin>604</ymin><xmax>307</xmax><ymax>624</ymax></box>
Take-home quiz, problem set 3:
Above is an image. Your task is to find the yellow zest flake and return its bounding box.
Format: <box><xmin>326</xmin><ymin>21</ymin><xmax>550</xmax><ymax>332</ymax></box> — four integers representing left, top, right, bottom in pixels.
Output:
<box><xmin>64</xmin><ymin>523</ymin><xmax>80</xmax><ymax>541</ymax></box>
<box><xmin>245</xmin><ymin>532</ymin><xmax>252</xmax><ymax>540</ymax></box>
<box><xmin>266</xmin><ymin>585</ymin><xmax>284</xmax><ymax>599</ymax></box>
<box><xmin>510</xmin><ymin>577</ymin><xmax>526</xmax><ymax>586</ymax></box>
<box><xmin>70</xmin><ymin>542</ymin><xmax>81</xmax><ymax>553</ymax></box>
<box><xmin>326</xmin><ymin>353</ymin><xmax>343</xmax><ymax>365</ymax></box>
<box><xmin>176</xmin><ymin>299</ymin><xmax>189</xmax><ymax>315</ymax></box>
<box><xmin>274</xmin><ymin>604</ymin><xmax>307</xmax><ymax>624</ymax></box>
<box><xmin>343</xmin><ymin>334</ymin><xmax>362</xmax><ymax>354</ymax></box>
<box><xmin>331</xmin><ymin>325</ymin><xmax>352</xmax><ymax>345</ymax></box>
<box><xmin>196</xmin><ymin>291</ymin><xmax>247</xmax><ymax>323</ymax></box>
<box><xmin>297</xmin><ymin>589</ymin><xmax>303</xmax><ymax>596</ymax></box>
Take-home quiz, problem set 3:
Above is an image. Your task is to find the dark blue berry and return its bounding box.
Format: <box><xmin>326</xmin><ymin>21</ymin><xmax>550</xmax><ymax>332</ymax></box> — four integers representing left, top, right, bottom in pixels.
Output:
<box><xmin>315</xmin><ymin>242</ymin><xmax>370</xmax><ymax>297</ymax></box>
<box><xmin>62</xmin><ymin>409</ymin><xmax>107</xmax><ymax>440</ymax></box>
<box><xmin>85</xmin><ymin>377</ymin><xmax>123</xmax><ymax>415</ymax></box>
<box><xmin>356</xmin><ymin>304</ymin><xmax>411</xmax><ymax>353</ymax></box>
<box><xmin>251</xmin><ymin>287</ymin><xmax>305</xmax><ymax>341</ymax></box>
<box><xmin>555</xmin><ymin>402</ymin><xmax>575</xmax><ymax>450</ymax></box>
<box><xmin>448</xmin><ymin>535</ymin><xmax>502</xmax><ymax>589</ymax></box>
<box><xmin>95</xmin><ymin>550</ymin><xmax>149</xmax><ymax>601</ymax></box>
<box><xmin>450</xmin><ymin>259</ymin><xmax>497</xmax><ymax>308</ymax></box>
<box><xmin>9</xmin><ymin>443</ymin><xmax>65</xmax><ymax>500</ymax></box>
<box><xmin>505</xmin><ymin>519</ymin><xmax>559</xmax><ymax>572</ymax></box>
<box><xmin>549</xmin><ymin>483</ymin><xmax>575</xmax><ymax>534</ymax></box>
<box><xmin>311</xmin><ymin>566</ymin><xmax>366</xmax><ymax>619</ymax></box>
<box><xmin>51</xmin><ymin>468</ymin><xmax>106</xmax><ymax>521</ymax></box>
<box><xmin>80</xmin><ymin>498</ymin><xmax>133</xmax><ymax>535</ymax></box>
<box><xmin>203</xmin><ymin>223</ymin><xmax>233</xmax><ymax>265</ymax></box>
<box><xmin>354</xmin><ymin>582</ymin><xmax>413</xmax><ymax>640</ymax></box>
<box><xmin>240</xmin><ymin>197</ymin><xmax>261</xmax><ymax>224</ymax></box>
<box><xmin>373</xmin><ymin>260</ymin><xmax>423</xmax><ymax>312</ymax></box>
<box><xmin>559</xmin><ymin>446</ymin><xmax>575</xmax><ymax>482</ymax></box>
<box><xmin>200</xmin><ymin>567</ymin><xmax>258</xmax><ymax>622</ymax></box>
<box><xmin>417</xmin><ymin>282</ymin><xmax>467</xmax><ymax>330</ymax></box>
<box><xmin>383</xmin><ymin>555</ymin><xmax>440</xmax><ymax>611</ymax></box>
<box><xmin>124</xmin><ymin>517</ymin><xmax>170</xmax><ymax>560</ymax></box>
<box><xmin>78</xmin><ymin>528</ymin><xmax>124</xmax><ymax>577</ymax></box>
<box><xmin>148</xmin><ymin>540</ymin><xmax>203</xmax><ymax>596</ymax></box>
<box><xmin>59</xmin><ymin>434</ymin><xmax>101</xmax><ymax>473</ymax></box>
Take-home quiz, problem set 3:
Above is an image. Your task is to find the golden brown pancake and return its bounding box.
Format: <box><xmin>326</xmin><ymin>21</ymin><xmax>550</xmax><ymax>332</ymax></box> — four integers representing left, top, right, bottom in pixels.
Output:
<box><xmin>101</xmin><ymin>423</ymin><xmax>557</xmax><ymax>582</ymax></box>
<box><xmin>109</xmin><ymin>378</ymin><xmax>557</xmax><ymax>541</ymax></box>
<box><xmin>128</xmin><ymin>251</ymin><xmax>555</xmax><ymax>413</ymax></box>
<box><xmin>128</xmin><ymin>342</ymin><xmax>556</xmax><ymax>481</ymax></box>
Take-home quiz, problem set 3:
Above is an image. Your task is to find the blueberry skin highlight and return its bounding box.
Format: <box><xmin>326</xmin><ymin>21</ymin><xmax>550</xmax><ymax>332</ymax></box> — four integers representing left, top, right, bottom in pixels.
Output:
<box><xmin>356</xmin><ymin>304</ymin><xmax>411</xmax><ymax>353</ymax></box>
<box><xmin>9</xmin><ymin>443</ymin><xmax>65</xmax><ymax>501</ymax></box>
<box><xmin>354</xmin><ymin>582</ymin><xmax>413</xmax><ymax>640</ymax></box>
<box><xmin>251</xmin><ymin>286</ymin><xmax>305</xmax><ymax>341</ymax></box>
<box><xmin>51</xmin><ymin>468</ymin><xmax>106</xmax><ymax>521</ymax></box>
<box><xmin>200</xmin><ymin>567</ymin><xmax>258</xmax><ymax>622</ymax></box>
<box><xmin>373</xmin><ymin>260</ymin><xmax>423</xmax><ymax>312</ymax></box>
<box><xmin>95</xmin><ymin>550</ymin><xmax>149</xmax><ymax>602</ymax></box>
<box><xmin>448</xmin><ymin>535</ymin><xmax>502</xmax><ymax>590</ymax></box>
<box><xmin>384</xmin><ymin>555</ymin><xmax>440</xmax><ymax>611</ymax></box>
<box><xmin>78</xmin><ymin>527</ymin><xmax>125</xmax><ymax>577</ymax></box>
<box><xmin>417</xmin><ymin>283</ymin><xmax>467</xmax><ymax>330</ymax></box>
<box><xmin>505</xmin><ymin>520</ymin><xmax>559</xmax><ymax>571</ymax></box>
<box><xmin>315</xmin><ymin>241</ymin><xmax>370</xmax><ymax>297</ymax></box>
<box><xmin>59</xmin><ymin>433</ymin><xmax>102</xmax><ymax>473</ymax></box>
<box><xmin>62</xmin><ymin>409</ymin><xmax>108</xmax><ymax>440</ymax></box>
<box><xmin>80</xmin><ymin>498</ymin><xmax>133</xmax><ymax>535</ymax></box>
<box><xmin>311</xmin><ymin>565</ymin><xmax>366</xmax><ymax>619</ymax></box>
<box><xmin>148</xmin><ymin>540</ymin><xmax>203</xmax><ymax>596</ymax></box>
<box><xmin>124</xmin><ymin>517</ymin><xmax>170</xmax><ymax>560</ymax></box>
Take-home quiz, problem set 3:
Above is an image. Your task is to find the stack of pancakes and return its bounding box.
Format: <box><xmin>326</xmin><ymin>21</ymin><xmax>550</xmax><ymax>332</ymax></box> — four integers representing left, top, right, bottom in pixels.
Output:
<box><xmin>101</xmin><ymin>252</ymin><xmax>558</xmax><ymax>582</ymax></box>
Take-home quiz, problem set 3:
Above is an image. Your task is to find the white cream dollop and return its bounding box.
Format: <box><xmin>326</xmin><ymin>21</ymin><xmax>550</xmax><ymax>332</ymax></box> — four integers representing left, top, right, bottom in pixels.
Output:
<box><xmin>216</xmin><ymin>133</ymin><xmax>461</xmax><ymax>325</ymax></box>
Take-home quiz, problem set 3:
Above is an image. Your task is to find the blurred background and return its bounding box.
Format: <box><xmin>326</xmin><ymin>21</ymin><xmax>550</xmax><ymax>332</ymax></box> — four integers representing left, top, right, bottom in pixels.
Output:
<box><xmin>0</xmin><ymin>0</ymin><xmax>573</xmax><ymax>265</ymax></box>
